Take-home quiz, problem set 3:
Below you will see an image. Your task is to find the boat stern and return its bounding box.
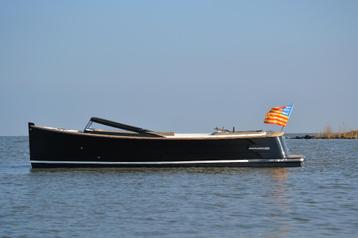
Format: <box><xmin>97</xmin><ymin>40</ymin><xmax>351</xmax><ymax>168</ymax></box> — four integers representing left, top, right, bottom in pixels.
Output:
<box><xmin>276</xmin><ymin>134</ymin><xmax>304</xmax><ymax>166</ymax></box>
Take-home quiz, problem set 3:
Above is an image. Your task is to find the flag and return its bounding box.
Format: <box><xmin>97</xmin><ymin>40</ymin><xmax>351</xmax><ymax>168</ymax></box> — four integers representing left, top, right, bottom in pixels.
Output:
<box><xmin>264</xmin><ymin>104</ymin><xmax>293</xmax><ymax>127</ymax></box>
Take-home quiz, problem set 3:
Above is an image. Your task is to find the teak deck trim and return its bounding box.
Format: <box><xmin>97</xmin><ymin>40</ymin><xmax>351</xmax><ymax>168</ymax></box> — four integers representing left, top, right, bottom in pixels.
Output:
<box><xmin>30</xmin><ymin>125</ymin><xmax>284</xmax><ymax>140</ymax></box>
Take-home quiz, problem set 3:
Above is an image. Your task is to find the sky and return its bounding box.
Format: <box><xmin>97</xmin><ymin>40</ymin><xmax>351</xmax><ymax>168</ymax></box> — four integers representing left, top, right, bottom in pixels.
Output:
<box><xmin>1</xmin><ymin>0</ymin><xmax>357</xmax><ymax>135</ymax></box>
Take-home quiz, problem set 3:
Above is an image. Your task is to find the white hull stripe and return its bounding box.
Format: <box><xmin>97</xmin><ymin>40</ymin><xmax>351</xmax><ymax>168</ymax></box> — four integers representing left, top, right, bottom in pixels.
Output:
<box><xmin>30</xmin><ymin>159</ymin><xmax>303</xmax><ymax>165</ymax></box>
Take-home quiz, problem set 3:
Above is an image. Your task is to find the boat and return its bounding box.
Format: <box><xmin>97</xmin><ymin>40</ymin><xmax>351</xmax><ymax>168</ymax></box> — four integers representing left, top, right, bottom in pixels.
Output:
<box><xmin>28</xmin><ymin>117</ymin><xmax>304</xmax><ymax>168</ymax></box>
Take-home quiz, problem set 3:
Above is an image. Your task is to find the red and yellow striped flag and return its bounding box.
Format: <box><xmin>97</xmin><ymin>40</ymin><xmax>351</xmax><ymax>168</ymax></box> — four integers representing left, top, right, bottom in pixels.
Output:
<box><xmin>264</xmin><ymin>105</ymin><xmax>293</xmax><ymax>127</ymax></box>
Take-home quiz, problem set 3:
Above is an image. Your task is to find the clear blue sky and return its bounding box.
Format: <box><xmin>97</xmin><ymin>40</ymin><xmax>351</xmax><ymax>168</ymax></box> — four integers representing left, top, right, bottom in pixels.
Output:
<box><xmin>1</xmin><ymin>0</ymin><xmax>357</xmax><ymax>135</ymax></box>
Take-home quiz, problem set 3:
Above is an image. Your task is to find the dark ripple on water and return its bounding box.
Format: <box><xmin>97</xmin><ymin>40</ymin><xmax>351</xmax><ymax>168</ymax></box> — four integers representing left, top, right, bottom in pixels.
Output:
<box><xmin>0</xmin><ymin>137</ymin><xmax>357</xmax><ymax>237</ymax></box>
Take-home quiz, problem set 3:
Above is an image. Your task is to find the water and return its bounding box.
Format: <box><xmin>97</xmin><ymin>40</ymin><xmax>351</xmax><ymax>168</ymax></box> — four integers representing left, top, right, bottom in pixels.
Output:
<box><xmin>0</xmin><ymin>137</ymin><xmax>357</xmax><ymax>238</ymax></box>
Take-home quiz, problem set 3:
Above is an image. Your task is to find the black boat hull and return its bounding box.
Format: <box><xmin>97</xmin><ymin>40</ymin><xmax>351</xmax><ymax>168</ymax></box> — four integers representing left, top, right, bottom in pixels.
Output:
<box><xmin>28</xmin><ymin>123</ymin><xmax>303</xmax><ymax>168</ymax></box>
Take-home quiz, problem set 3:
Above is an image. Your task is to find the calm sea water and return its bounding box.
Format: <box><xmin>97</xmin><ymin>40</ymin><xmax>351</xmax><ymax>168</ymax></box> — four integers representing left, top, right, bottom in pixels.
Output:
<box><xmin>0</xmin><ymin>137</ymin><xmax>357</xmax><ymax>238</ymax></box>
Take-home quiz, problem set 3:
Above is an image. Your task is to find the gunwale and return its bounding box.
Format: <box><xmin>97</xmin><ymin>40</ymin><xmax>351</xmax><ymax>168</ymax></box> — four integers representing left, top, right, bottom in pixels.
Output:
<box><xmin>30</xmin><ymin>124</ymin><xmax>284</xmax><ymax>141</ymax></box>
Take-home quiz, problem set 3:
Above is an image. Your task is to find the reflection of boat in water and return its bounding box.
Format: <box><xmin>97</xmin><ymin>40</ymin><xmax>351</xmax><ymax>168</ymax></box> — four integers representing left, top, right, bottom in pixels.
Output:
<box><xmin>28</xmin><ymin>117</ymin><xmax>304</xmax><ymax>168</ymax></box>
<box><xmin>270</xmin><ymin>168</ymin><xmax>289</xmax><ymax>181</ymax></box>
